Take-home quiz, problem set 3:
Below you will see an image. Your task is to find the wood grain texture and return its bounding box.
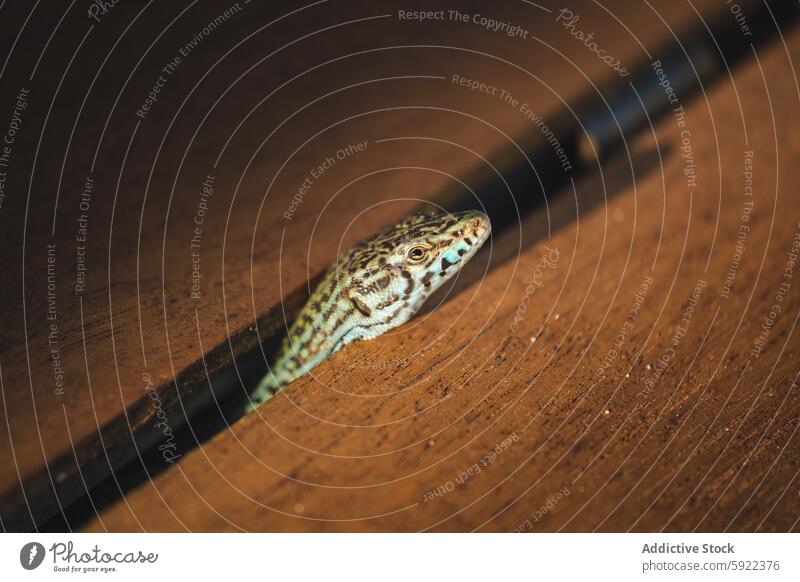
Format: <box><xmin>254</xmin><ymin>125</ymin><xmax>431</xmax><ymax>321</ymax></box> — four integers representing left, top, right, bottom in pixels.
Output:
<box><xmin>0</xmin><ymin>0</ymin><xmax>733</xmax><ymax>529</ymax></box>
<box><xmin>83</xmin><ymin>25</ymin><xmax>800</xmax><ymax>532</ymax></box>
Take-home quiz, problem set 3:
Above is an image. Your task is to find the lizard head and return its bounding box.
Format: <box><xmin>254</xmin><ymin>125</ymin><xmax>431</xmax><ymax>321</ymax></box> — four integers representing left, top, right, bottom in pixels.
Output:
<box><xmin>392</xmin><ymin>209</ymin><xmax>491</xmax><ymax>292</ymax></box>
<box><xmin>341</xmin><ymin>210</ymin><xmax>491</xmax><ymax>329</ymax></box>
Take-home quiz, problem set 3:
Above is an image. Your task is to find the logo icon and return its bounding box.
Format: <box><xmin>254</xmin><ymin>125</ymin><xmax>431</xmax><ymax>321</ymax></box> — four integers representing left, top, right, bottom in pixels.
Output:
<box><xmin>19</xmin><ymin>542</ymin><xmax>46</xmax><ymax>570</ymax></box>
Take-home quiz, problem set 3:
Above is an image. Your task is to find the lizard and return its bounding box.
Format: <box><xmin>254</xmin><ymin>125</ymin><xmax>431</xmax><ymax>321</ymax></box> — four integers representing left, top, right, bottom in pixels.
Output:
<box><xmin>245</xmin><ymin>209</ymin><xmax>491</xmax><ymax>412</ymax></box>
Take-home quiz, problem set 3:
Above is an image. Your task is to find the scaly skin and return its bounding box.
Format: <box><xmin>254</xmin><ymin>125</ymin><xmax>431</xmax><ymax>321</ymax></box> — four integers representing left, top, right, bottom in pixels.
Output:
<box><xmin>246</xmin><ymin>210</ymin><xmax>491</xmax><ymax>412</ymax></box>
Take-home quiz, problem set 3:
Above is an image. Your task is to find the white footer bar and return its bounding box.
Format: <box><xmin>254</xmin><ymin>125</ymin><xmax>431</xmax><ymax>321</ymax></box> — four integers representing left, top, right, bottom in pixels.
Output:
<box><xmin>1</xmin><ymin>533</ymin><xmax>797</xmax><ymax>581</ymax></box>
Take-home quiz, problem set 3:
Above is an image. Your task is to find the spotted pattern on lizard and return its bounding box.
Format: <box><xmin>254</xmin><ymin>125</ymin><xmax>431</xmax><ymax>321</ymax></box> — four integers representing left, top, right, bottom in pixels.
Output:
<box><xmin>246</xmin><ymin>210</ymin><xmax>491</xmax><ymax>412</ymax></box>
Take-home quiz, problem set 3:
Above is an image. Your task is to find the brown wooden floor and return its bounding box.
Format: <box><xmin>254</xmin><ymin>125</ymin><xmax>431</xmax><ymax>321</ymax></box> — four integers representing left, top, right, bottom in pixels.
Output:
<box><xmin>86</xmin><ymin>24</ymin><xmax>800</xmax><ymax>532</ymax></box>
<box><xmin>0</xmin><ymin>0</ymin><xmax>797</xmax><ymax>531</ymax></box>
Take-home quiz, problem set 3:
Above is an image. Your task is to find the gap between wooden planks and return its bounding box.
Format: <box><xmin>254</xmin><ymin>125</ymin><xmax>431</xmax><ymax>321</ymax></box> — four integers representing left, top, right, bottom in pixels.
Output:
<box><xmin>0</xmin><ymin>0</ymin><xmax>731</xmax><ymax>529</ymax></box>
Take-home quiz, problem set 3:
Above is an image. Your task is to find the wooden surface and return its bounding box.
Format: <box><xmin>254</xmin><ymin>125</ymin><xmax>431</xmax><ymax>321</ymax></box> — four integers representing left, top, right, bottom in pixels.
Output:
<box><xmin>81</xmin><ymin>25</ymin><xmax>800</xmax><ymax>531</ymax></box>
<box><xmin>0</xmin><ymin>0</ymin><xmax>736</xmax><ymax>529</ymax></box>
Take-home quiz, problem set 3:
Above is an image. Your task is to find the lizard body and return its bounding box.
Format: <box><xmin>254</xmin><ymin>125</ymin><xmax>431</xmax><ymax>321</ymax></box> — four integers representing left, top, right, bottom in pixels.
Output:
<box><xmin>247</xmin><ymin>209</ymin><xmax>490</xmax><ymax>411</ymax></box>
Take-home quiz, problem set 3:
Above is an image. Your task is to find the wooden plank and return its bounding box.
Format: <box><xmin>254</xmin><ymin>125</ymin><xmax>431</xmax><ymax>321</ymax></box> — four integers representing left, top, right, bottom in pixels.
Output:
<box><xmin>80</xmin><ymin>23</ymin><xmax>800</xmax><ymax>532</ymax></box>
<box><xmin>0</xmin><ymin>0</ymin><xmax>765</xmax><ymax>529</ymax></box>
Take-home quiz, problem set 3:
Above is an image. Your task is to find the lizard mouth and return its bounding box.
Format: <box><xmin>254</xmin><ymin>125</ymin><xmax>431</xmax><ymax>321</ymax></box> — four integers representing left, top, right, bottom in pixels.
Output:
<box><xmin>436</xmin><ymin>211</ymin><xmax>491</xmax><ymax>271</ymax></box>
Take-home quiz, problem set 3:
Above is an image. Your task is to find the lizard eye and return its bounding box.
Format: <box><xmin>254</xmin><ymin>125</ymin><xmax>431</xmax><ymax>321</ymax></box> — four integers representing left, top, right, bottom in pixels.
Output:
<box><xmin>406</xmin><ymin>246</ymin><xmax>428</xmax><ymax>264</ymax></box>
